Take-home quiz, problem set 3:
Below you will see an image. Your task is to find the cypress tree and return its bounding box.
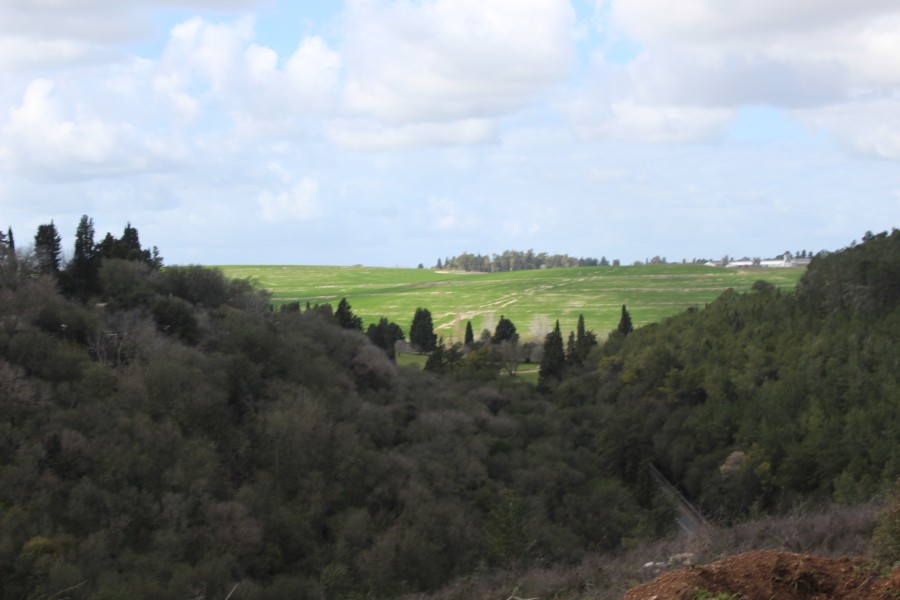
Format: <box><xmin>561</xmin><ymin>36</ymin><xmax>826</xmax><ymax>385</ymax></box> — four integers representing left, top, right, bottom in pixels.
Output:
<box><xmin>538</xmin><ymin>320</ymin><xmax>565</xmax><ymax>389</ymax></box>
<box><xmin>617</xmin><ymin>304</ymin><xmax>634</xmax><ymax>335</ymax></box>
<box><xmin>574</xmin><ymin>313</ymin><xmax>597</xmax><ymax>363</ymax></box>
<box><xmin>566</xmin><ymin>330</ymin><xmax>577</xmax><ymax>364</ymax></box>
<box><xmin>6</xmin><ymin>227</ymin><xmax>16</xmax><ymax>274</ymax></box>
<box><xmin>464</xmin><ymin>321</ymin><xmax>474</xmax><ymax>345</ymax></box>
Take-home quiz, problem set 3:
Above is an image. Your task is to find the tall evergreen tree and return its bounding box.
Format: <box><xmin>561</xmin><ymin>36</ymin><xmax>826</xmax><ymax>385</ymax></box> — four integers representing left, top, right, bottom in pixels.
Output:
<box><xmin>573</xmin><ymin>313</ymin><xmax>597</xmax><ymax>364</ymax></box>
<box><xmin>538</xmin><ymin>320</ymin><xmax>565</xmax><ymax>389</ymax></box>
<box><xmin>6</xmin><ymin>227</ymin><xmax>16</xmax><ymax>274</ymax></box>
<box><xmin>492</xmin><ymin>315</ymin><xmax>518</xmax><ymax>344</ymax></box>
<box><xmin>96</xmin><ymin>232</ymin><xmax>119</xmax><ymax>260</ymax></box>
<box><xmin>34</xmin><ymin>221</ymin><xmax>63</xmax><ymax>274</ymax></box>
<box><xmin>66</xmin><ymin>215</ymin><xmax>99</xmax><ymax>297</ymax></box>
<box><xmin>617</xmin><ymin>304</ymin><xmax>634</xmax><ymax>335</ymax></box>
<box><xmin>565</xmin><ymin>330</ymin><xmax>577</xmax><ymax>364</ymax></box>
<box><xmin>120</xmin><ymin>222</ymin><xmax>149</xmax><ymax>261</ymax></box>
<box><xmin>335</xmin><ymin>298</ymin><xmax>363</xmax><ymax>330</ymax></box>
<box><xmin>464</xmin><ymin>320</ymin><xmax>474</xmax><ymax>345</ymax></box>
<box><xmin>366</xmin><ymin>317</ymin><xmax>405</xmax><ymax>360</ymax></box>
<box><xmin>409</xmin><ymin>307</ymin><xmax>437</xmax><ymax>353</ymax></box>
<box><xmin>0</xmin><ymin>228</ymin><xmax>14</xmax><ymax>286</ymax></box>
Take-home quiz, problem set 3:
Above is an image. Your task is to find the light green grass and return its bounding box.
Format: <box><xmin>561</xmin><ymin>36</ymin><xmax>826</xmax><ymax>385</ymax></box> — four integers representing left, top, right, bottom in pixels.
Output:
<box><xmin>219</xmin><ymin>264</ymin><xmax>806</xmax><ymax>342</ymax></box>
<box><xmin>396</xmin><ymin>353</ymin><xmax>429</xmax><ymax>369</ymax></box>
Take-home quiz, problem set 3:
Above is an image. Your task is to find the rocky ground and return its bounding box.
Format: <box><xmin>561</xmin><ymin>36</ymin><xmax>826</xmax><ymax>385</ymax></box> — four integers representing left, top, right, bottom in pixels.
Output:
<box><xmin>623</xmin><ymin>550</ymin><xmax>899</xmax><ymax>600</ymax></box>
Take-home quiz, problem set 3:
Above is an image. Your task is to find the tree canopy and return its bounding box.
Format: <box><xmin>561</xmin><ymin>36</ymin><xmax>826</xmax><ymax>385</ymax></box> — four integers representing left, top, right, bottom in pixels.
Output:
<box><xmin>0</xmin><ymin>219</ymin><xmax>897</xmax><ymax>599</ymax></box>
<box><xmin>409</xmin><ymin>307</ymin><xmax>437</xmax><ymax>353</ymax></box>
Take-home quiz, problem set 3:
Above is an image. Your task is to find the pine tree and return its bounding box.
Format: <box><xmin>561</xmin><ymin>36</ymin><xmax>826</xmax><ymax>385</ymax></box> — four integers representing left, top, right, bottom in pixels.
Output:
<box><xmin>335</xmin><ymin>298</ymin><xmax>363</xmax><ymax>330</ymax></box>
<box><xmin>464</xmin><ymin>321</ymin><xmax>474</xmax><ymax>346</ymax></box>
<box><xmin>34</xmin><ymin>221</ymin><xmax>63</xmax><ymax>274</ymax></box>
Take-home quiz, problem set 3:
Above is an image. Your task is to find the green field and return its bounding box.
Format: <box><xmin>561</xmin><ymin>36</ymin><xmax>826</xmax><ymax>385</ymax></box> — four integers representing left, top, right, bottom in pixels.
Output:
<box><xmin>219</xmin><ymin>264</ymin><xmax>806</xmax><ymax>342</ymax></box>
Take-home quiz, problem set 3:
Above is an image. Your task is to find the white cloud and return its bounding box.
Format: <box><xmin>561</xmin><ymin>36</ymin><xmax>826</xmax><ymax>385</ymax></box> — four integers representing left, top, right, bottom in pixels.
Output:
<box><xmin>258</xmin><ymin>178</ymin><xmax>323</xmax><ymax>223</ymax></box>
<box><xmin>156</xmin><ymin>17</ymin><xmax>341</xmax><ymax>135</ymax></box>
<box><xmin>609</xmin><ymin>0</ymin><xmax>899</xmax><ymax>44</ymax></box>
<box><xmin>327</xmin><ymin>118</ymin><xmax>496</xmax><ymax>151</ymax></box>
<box><xmin>0</xmin><ymin>37</ymin><xmax>117</xmax><ymax>70</ymax></box>
<box><xmin>1</xmin><ymin>78</ymin><xmax>176</xmax><ymax>179</ymax></box>
<box><xmin>797</xmin><ymin>99</ymin><xmax>900</xmax><ymax>160</ymax></box>
<box><xmin>574</xmin><ymin>0</ymin><xmax>900</xmax><ymax>154</ymax></box>
<box><xmin>428</xmin><ymin>197</ymin><xmax>461</xmax><ymax>231</ymax></box>
<box><xmin>578</xmin><ymin>101</ymin><xmax>733</xmax><ymax>143</ymax></box>
<box><xmin>339</xmin><ymin>0</ymin><xmax>576</xmax><ymax>124</ymax></box>
<box><xmin>0</xmin><ymin>1</ymin><xmax>264</xmax><ymax>70</ymax></box>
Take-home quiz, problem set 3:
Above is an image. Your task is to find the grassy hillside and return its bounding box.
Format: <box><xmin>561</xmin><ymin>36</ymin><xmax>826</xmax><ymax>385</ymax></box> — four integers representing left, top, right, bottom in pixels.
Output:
<box><xmin>219</xmin><ymin>264</ymin><xmax>806</xmax><ymax>340</ymax></box>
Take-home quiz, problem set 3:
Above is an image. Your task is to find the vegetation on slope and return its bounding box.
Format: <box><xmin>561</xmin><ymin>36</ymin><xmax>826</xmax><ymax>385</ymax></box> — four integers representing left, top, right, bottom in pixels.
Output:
<box><xmin>0</xmin><ymin>221</ymin><xmax>897</xmax><ymax>599</ymax></box>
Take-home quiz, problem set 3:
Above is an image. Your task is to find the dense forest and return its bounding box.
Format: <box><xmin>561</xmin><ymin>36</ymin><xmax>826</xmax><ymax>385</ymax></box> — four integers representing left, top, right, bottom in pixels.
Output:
<box><xmin>0</xmin><ymin>221</ymin><xmax>898</xmax><ymax>599</ymax></box>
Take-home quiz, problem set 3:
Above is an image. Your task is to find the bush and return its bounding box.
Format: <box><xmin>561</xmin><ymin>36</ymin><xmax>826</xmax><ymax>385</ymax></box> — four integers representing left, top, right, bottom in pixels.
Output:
<box><xmin>871</xmin><ymin>480</ymin><xmax>900</xmax><ymax>567</ymax></box>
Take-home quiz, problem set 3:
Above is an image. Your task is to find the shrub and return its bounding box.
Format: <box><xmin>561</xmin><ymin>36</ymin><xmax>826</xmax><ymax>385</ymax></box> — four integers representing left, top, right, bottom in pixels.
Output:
<box><xmin>871</xmin><ymin>480</ymin><xmax>900</xmax><ymax>568</ymax></box>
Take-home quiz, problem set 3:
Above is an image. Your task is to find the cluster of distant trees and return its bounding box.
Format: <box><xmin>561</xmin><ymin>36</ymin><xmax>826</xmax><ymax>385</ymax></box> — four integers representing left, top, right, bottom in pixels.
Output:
<box><xmin>429</xmin><ymin>250</ymin><xmax>824</xmax><ymax>271</ymax></box>
<box><xmin>0</xmin><ymin>216</ymin><xmax>162</xmax><ymax>299</ymax></box>
<box><xmin>435</xmin><ymin>250</ymin><xmax>619</xmax><ymax>272</ymax></box>
<box><xmin>1</xmin><ymin>217</ymin><xmax>898</xmax><ymax>599</ymax></box>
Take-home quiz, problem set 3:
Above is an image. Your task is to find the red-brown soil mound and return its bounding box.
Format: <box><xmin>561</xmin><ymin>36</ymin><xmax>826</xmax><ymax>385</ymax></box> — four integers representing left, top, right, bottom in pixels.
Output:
<box><xmin>623</xmin><ymin>550</ymin><xmax>899</xmax><ymax>600</ymax></box>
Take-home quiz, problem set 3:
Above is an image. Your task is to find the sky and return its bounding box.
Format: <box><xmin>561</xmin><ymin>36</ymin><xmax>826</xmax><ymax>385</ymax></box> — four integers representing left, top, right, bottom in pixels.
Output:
<box><xmin>1</xmin><ymin>0</ymin><xmax>899</xmax><ymax>267</ymax></box>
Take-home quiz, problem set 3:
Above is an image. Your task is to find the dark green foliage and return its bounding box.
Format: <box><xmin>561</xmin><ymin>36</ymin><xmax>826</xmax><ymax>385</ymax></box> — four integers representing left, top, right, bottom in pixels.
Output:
<box><xmin>34</xmin><ymin>221</ymin><xmax>63</xmax><ymax>274</ymax></box>
<box><xmin>0</xmin><ymin>227</ymin><xmax>18</xmax><ymax>286</ymax></box>
<box><xmin>439</xmin><ymin>249</ymin><xmax>604</xmax><ymax>271</ymax></box>
<box><xmin>99</xmin><ymin>259</ymin><xmax>155</xmax><ymax>309</ymax></box>
<box><xmin>151</xmin><ymin>296</ymin><xmax>200</xmax><ymax>344</ymax></box>
<box><xmin>63</xmin><ymin>215</ymin><xmax>99</xmax><ymax>298</ymax></box>
<box><xmin>799</xmin><ymin>229</ymin><xmax>900</xmax><ymax>317</ymax></box>
<box><xmin>409</xmin><ymin>307</ymin><xmax>437</xmax><ymax>353</ymax></box>
<box><xmin>464</xmin><ymin>320</ymin><xmax>474</xmax><ymax>345</ymax></box>
<box><xmin>538</xmin><ymin>320</ymin><xmax>565</xmax><ymax>389</ymax></box>
<box><xmin>366</xmin><ymin>317</ymin><xmax>405</xmax><ymax>360</ymax></box>
<box><xmin>1</xmin><ymin>225</ymin><xmax>898</xmax><ymax>598</ymax></box>
<box><xmin>5</xmin><ymin>227</ymin><xmax>16</xmax><ymax>276</ymax></box>
<box><xmin>586</xmin><ymin>231</ymin><xmax>900</xmax><ymax>521</ymax></box>
<box><xmin>573</xmin><ymin>313</ymin><xmax>597</xmax><ymax>364</ymax></box>
<box><xmin>492</xmin><ymin>315</ymin><xmax>518</xmax><ymax>344</ymax></box>
<box><xmin>96</xmin><ymin>222</ymin><xmax>157</xmax><ymax>265</ymax></box>
<box><xmin>870</xmin><ymin>479</ymin><xmax>900</xmax><ymax>567</ymax></box>
<box><xmin>156</xmin><ymin>265</ymin><xmax>229</xmax><ymax>307</ymax></box>
<box><xmin>335</xmin><ymin>297</ymin><xmax>363</xmax><ymax>330</ymax></box>
<box><xmin>617</xmin><ymin>304</ymin><xmax>634</xmax><ymax>335</ymax></box>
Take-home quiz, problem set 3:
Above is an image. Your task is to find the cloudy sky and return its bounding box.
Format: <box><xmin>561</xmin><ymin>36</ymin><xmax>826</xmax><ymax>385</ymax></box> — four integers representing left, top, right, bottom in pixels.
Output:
<box><xmin>1</xmin><ymin>0</ymin><xmax>898</xmax><ymax>266</ymax></box>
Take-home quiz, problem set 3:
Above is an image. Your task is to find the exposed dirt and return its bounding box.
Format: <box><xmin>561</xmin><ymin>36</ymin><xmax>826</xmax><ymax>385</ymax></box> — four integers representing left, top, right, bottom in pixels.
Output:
<box><xmin>623</xmin><ymin>550</ymin><xmax>899</xmax><ymax>600</ymax></box>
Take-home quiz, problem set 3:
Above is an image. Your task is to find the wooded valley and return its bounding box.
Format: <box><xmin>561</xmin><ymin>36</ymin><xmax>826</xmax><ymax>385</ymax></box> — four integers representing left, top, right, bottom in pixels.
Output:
<box><xmin>0</xmin><ymin>223</ymin><xmax>897</xmax><ymax>599</ymax></box>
